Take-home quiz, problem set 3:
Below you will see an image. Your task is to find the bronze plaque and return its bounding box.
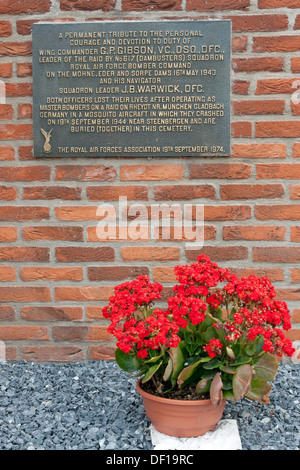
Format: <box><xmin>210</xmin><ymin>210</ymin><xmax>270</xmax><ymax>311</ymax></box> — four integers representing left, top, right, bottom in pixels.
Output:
<box><xmin>33</xmin><ymin>20</ymin><xmax>231</xmax><ymax>157</ymax></box>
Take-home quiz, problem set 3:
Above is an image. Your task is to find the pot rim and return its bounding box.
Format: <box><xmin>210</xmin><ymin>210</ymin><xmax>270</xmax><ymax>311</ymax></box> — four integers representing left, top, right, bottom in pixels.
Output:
<box><xmin>136</xmin><ymin>377</ymin><xmax>225</xmax><ymax>407</ymax></box>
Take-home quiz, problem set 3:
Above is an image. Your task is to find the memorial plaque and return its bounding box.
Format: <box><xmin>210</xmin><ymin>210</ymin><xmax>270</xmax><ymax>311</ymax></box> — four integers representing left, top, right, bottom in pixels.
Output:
<box><xmin>32</xmin><ymin>20</ymin><xmax>231</xmax><ymax>157</ymax></box>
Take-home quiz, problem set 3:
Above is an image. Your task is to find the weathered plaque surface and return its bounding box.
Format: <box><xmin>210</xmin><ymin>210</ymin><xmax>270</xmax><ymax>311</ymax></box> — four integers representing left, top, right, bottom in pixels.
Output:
<box><xmin>33</xmin><ymin>20</ymin><xmax>231</xmax><ymax>157</ymax></box>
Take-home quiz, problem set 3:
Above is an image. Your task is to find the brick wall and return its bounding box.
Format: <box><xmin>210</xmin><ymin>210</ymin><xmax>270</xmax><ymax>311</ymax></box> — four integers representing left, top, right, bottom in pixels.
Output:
<box><xmin>0</xmin><ymin>0</ymin><xmax>299</xmax><ymax>362</ymax></box>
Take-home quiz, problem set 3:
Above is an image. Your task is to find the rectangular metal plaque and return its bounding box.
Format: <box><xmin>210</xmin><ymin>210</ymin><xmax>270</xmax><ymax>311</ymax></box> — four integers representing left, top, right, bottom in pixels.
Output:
<box><xmin>32</xmin><ymin>20</ymin><xmax>231</xmax><ymax>157</ymax></box>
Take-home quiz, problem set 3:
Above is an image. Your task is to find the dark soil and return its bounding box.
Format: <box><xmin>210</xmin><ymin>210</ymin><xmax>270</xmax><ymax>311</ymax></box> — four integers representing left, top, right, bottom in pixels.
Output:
<box><xmin>140</xmin><ymin>380</ymin><xmax>210</xmax><ymax>401</ymax></box>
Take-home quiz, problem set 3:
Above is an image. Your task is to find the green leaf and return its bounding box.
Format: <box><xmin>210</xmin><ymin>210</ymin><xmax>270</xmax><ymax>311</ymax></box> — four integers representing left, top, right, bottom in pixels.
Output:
<box><xmin>245</xmin><ymin>378</ymin><xmax>272</xmax><ymax>404</ymax></box>
<box><xmin>232</xmin><ymin>364</ymin><xmax>253</xmax><ymax>400</ymax></box>
<box><xmin>195</xmin><ymin>378</ymin><xmax>211</xmax><ymax>395</ymax></box>
<box><xmin>177</xmin><ymin>357</ymin><xmax>212</xmax><ymax>388</ymax></box>
<box><xmin>162</xmin><ymin>357</ymin><xmax>173</xmax><ymax>382</ymax></box>
<box><xmin>168</xmin><ymin>342</ymin><xmax>186</xmax><ymax>384</ymax></box>
<box><xmin>210</xmin><ymin>372</ymin><xmax>223</xmax><ymax>408</ymax></box>
<box><xmin>115</xmin><ymin>348</ymin><xmax>140</xmax><ymax>373</ymax></box>
<box><xmin>245</xmin><ymin>337</ymin><xmax>264</xmax><ymax>356</ymax></box>
<box><xmin>253</xmin><ymin>353</ymin><xmax>279</xmax><ymax>382</ymax></box>
<box><xmin>144</xmin><ymin>353</ymin><xmax>163</xmax><ymax>364</ymax></box>
<box><xmin>231</xmin><ymin>356</ymin><xmax>251</xmax><ymax>366</ymax></box>
<box><xmin>203</xmin><ymin>358</ymin><xmax>223</xmax><ymax>370</ymax></box>
<box><xmin>198</xmin><ymin>314</ymin><xmax>213</xmax><ymax>333</ymax></box>
<box><xmin>142</xmin><ymin>361</ymin><xmax>163</xmax><ymax>383</ymax></box>
<box><xmin>202</xmin><ymin>326</ymin><xmax>217</xmax><ymax>343</ymax></box>
<box><xmin>219</xmin><ymin>364</ymin><xmax>237</xmax><ymax>375</ymax></box>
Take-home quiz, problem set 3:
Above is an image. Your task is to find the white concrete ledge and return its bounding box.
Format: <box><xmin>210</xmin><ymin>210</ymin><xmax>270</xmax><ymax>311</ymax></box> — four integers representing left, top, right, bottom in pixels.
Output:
<box><xmin>150</xmin><ymin>419</ymin><xmax>242</xmax><ymax>450</ymax></box>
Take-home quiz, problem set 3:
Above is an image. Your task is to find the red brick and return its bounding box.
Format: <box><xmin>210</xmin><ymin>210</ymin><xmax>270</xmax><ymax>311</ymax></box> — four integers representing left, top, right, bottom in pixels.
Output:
<box><xmin>0</xmin><ymin>166</ymin><xmax>50</xmax><ymax>181</ymax></box>
<box><xmin>232</xmin><ymin>80</ymin><xmax>250</xmax><ymax>95</ymax></box>
<box><xmin>21</xmin><ymin>307</ymin><xmax>83</xmax><ymax>321</ymax></box>
<box><xmin>22</xmin><ymin>226</ymin><xmax>83</xmax><ymax>241</ymax></box>
<box><xmin>153</xmin><ymin>266</ymin><xmax>176</xmax><ymax>282</ymax></box>
<box><xmin>230</xmin><ymin>267</ymin><xmax>284</xmax><ymax>281</ymax></box>
<box><xmin>0</xmin><ymin>104</ymin><xmax>13</xmax><ymax>120</ymax></box>
<box><xmin>220</xmin><ymin>184</ymin><xmax>284</xmax><ymax>200</ymax></box>
<box><xmin>290</xmin><ymin>269</ymin><xmax>300</xmax><ymax>283</ymax></box>
<box><xmin>255</xmin><ymin>78</ymin><xmax>298</xmax><ymax>95</ymax></box>
<box><xmin>257</xmin><ymin>164</ymin><xmax>300</xmax><ymax>179</ymax></box>
<box><xmin>231</xmin><ymin>121</ymin><xmax>252</xmax><ymax>137</ymax></box>
<box><xmin>255</xmin><ymin>122</ymin><xmax>300</xmax><ymax>138</ymax></box>
<box><xmin>0</xmin><ymin>206</ymin><xmax>49</xmax><ymax>221</ymax></box>
<box><xmin>154</xmin><ymin>184</ymin><xmax>215</xmax><ymax>200</ymax></box>
<box><xmin>0</xmin><ymin>227</ymin><xmax>17</xmax><ymax>242</ymax></box>
<box><xmin>0</xmin><ymin>326</ymin><xmax>49</xmax><ymax>341</ymax></box>
<box><xmin>295</xmin><ymin>14</ymin><xmax>300</xmax><ymax>29</ymax></box>
<box><xmin>291</xmin><ymin>226</ymin><xmax>300</xmax><ymax>241</ymax></box>
<box><xmin>6</xmin><ymin>83</ymin><xmax>32</xmax><ymax>97</ymax></box>
<box><xmin>0</xmin><ymin>247</ymin><xmax>49</xmax><ymax>262</ymax></box>
<box><xmin>0</xmin><ymin>185</ymin><xmax>17</xmax><ymax>200</ymax></box>
<box><xmin>18</xmin><ymin>103</ymin><xmax>32</xmax><ymax>119</ymax></box>
<box><xmin>0</xmin><ymin>124</ymin><xmax>32</xmax><ymax>140</ymax></box>
<box><xmin>0</xmin><ymin>21</ymin><xmax>12</xmax><ymax>37</ymax></box>
<box><xmin>52</xmin><ymin>325</ymin><xmax>111</xmax><ymax>342</ymax></box>
<box><xmin>87</xmin><ymin>225</ymin><xmax>150</xmax><ymax>242</ymax></box>
<box><xmin>0</xmin><ymin>266</ymin><xmax>16</xmax><ymax>281</ymax></box>
<box><xmin>0</xmin><ymin>287</ymin><xmax>51</xmax><ymax>303</ymax></box>
<box><xmin>291</xmin><ymin>101</ymin><xmax>300</xmax><ymax>116</ymax></box>
<box><xmin>0</xmin><ymin>63</ymin><xmax>12</xmax><ymax>77</ymax></box>
<box><xmin>88</xmin><ymin>266</ymin><xmax>149</xmax><ymax>281</ymax></box>
<box><xmin>18</xmin><ymin>146</ymin><xmax>33</xmax><ymax>160</ymax></box>
<box><xmin>0</xmin><ymin>306</ymin><xmax>15</xmax><ymax>321</ymax></box>
<box><xmin>259</xmin><ymin>0</ymin><xmax>300</xmax><ymax>7</ymax></box>
<box><xmin>22</xmin><ymin>346</ymin><xmax>84</xmax><ymax>362</ymax></box>
<box><xmin>232</xmin><ymin>143</ymin><xmax>286</xmax><ymax>158</ymax></box>
<box><xmin>186</xmin><ymin>246</ymin><xmax>248</xmax><ymax>261</ymax></box>
<box><xmin>86</xmin><ymin>306</ymin><xmax>104</xmax><ymax>321</ymax></box>
<box><xmin>17</xmin><ymin>63</ymin><xmax>32</xmax><ymax>77</ymax></box>
<box><xmin>233</xmin><ymin>100</ymin><xmax>285</xmax><ymax>115</ymax></box>
<box><xmin>23</xmin><ymin>186</ymin><xmax>81</xmax><ymax>200</ymax></box>
<box><xmin>293</xmin><ymin>143</ymin><xmax>300</xmax><ymax>157</ymax></box>
<box><xmin>20</xmin><ymin>267</ymin><xmax>83</xmax><ymax>282</ymax></box>
<box><xmin>228</xmin><ymin>14</ymin><xmax>288</xmax><ymax>31</ymax></box>
<box><xmin>0</xmin><ymin>1</ymin><xmax>51</xmax><ymax>14</ymax></box>
<box><xmin>204</xmin><ymin>205</ymin><xmax>251</xmax><ymax>221</ymax></box>
<box><xmin>291</xmin><ymin>310</ymin><xmax>300</xmax><ymax>323</ymax></box>
<box><xmin>274</xmin><ymin>289</ymin><xmax>300</xmax><ymax>301</ymax></box>
<box><xmin>190</xmin><ymin>163</ymin><xmax>251</xmax><ymax>179</ymax></box>
<box><xmin>87</xmin><ymin>185</ymin><xmax>148</xmax><ymax>200</ymax></box>
<box><xmin>123</xmin><ymin>0</ymin><xmax>180</xmax><ymax>9</ymax></box>
<box><xmin>255</xmin><ymin>204</ymin><xmax>300</xmax><ymax>220</ymax></box>
<box><xmin>120</xmin><ymin>165</ymin><xmax>183</xmax><ymax>181</ymax></box>
<box><xmin>187</xmin><ymin>0</ymin><xmax>250</xmax><ymax>10</ymax></box>
<box><xmin>0</xmin><ymin>41</ymin><xmax>31</xmax><ymax>56</ymax></box>
<box><xmin>88</xmin><ymin>346</ymin><xmax>115</xmax><ymax>360</ymax></box>
<box><xmin>55</xmin><ymin>206</ymin><xmax>103</xmax><ymax>221</ymax></box>
<box><xmin>253</xmin><ymin>36</ymin><xmax>300</xmax><ymax>52</ymax></box>
<box><xmin>290</xmin><ymin>185</ymin><xmax>300</xmax><ymax>199</ymax></box>
<box><xmin>121</xmin><ymin>246</ymin><xmax>180</xmax><ymax>261</ymax></box>
<box><xmin>285</xmin><ymin>329</ymin><xmax>300</xmax><ymax>341</ymax></box>
<box><xmin>55</xmin><ymin>286</ymin><xmax>113</xmax><ymax>301</ymax></box>
<box><xmin>231</xmin><ymin>36</ymin><xmax>248</xmax><ymax>52</ymax></box>
<box><xmin>232</xmin><ymin>57</ymin><xmax>284</xmax><ymax>73</ymax></box>
<box><xmin>253</xmin><ymin>247</ymin><xmax>300</xmax><ymax>263</ymax></box>
<box><xmin>223</xmin><ymin>225</ymin><xmax>286</xmax><ymax>241</ymax></box>
<box><xmin>17</xmin><ymin>18</ymin><xmax>75</xmax><ymax>35</ymax></box>
<box><xmin>0</xmin><ymin>146</ymin><xmax>14</xmax><ymax>161</ymax></box>
<box><xmin>155</xmin><ymin>225</ymin><xmax>216</xmax><ymax>242</ymax></box>
<box><xmin>60</xmin><ymin>0</ymin><xmax>116</xmax><ymax>11</ymax></box>
<box><xmin>55</xmin><ymin>165</ymin><xmax>117</xmax><ymax>181</ymax></box>
<box><xmin>56</xmin><ymin>247</ymin><xmax>115</xmax><ymax>262</ymax></box>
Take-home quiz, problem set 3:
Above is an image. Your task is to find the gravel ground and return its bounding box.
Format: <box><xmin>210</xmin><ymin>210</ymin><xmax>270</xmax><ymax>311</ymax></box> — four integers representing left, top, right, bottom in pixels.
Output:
<box><xmin>0</xmin><ymin>360</ymin><xmax>298</xmax><ymax>451</ymax></box>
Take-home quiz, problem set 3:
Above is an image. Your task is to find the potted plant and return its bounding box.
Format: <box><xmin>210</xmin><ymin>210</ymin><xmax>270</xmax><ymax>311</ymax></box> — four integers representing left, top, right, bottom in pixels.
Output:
<box><xmin>103</xmin><ymin>254</ymin><xmax>295</xmax><ymax>437</ymax></box>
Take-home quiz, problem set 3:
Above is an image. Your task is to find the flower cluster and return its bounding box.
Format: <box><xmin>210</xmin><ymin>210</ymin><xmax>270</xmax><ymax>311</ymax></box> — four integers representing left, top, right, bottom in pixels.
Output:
<box><xmin>103</xmin><ymin>276</ymin><xmax>180</xmax><ymax>358</ymax></box>
<box><xmin>104</xmin><ymin>255</ymin><xmax>295</xmax><ymax>401</ymax></box>
<box><xmin>203</xmin><ymin>338</ymin><xmax>223</xmax><ymax>358</ymax></box>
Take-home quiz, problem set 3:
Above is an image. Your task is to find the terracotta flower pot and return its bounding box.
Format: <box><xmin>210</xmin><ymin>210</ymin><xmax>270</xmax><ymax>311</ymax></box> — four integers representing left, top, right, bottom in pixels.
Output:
<box><xmin>136</xmin><ymin>379</ymin><xmax>226</xmax><ymax>437</ymax></box>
